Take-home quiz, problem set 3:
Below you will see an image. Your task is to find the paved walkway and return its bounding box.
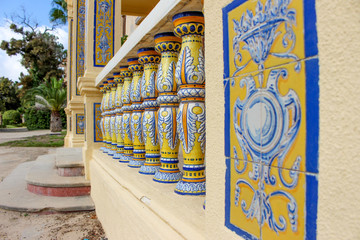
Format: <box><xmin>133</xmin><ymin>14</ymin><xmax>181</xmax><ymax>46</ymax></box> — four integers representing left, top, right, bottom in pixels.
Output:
<box><xmin>0</xmin><ymin>130</ymin><xmax>51</xmax><ymax>144</ymax></box>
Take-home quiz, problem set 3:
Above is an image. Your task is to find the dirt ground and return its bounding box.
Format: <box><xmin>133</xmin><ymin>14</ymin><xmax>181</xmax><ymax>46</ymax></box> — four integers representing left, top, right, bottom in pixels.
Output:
<box><xmin>0</xmin><ymin>146</ymin><xmax>106</xmax><ymax>240</ymax></box>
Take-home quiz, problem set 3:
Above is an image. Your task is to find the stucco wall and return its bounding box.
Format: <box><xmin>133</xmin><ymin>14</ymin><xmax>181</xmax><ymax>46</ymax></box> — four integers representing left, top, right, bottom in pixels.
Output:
<box><xmin>317</xmin><ymin>0</ymin><xmax>360</xmax><ymax>239</ymax></box>
<box><xmin>204</xmin><ymin>0</ymin><xmax>242</xmax><ymax>238</ymax></box>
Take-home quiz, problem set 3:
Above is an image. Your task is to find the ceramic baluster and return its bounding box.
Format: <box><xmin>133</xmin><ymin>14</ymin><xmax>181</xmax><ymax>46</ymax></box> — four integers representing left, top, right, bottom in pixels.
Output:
<box><xmin>127</xmin><ymin>58</ymin><xmax>145</xmax><ymax>168</ymax></box>
<box><xmin>137</xmin><ymin>48</ymin><xmax>161</xmax><ymax>175</ymax></box>
<box><xmin>113</xmin><ymin>72</ymin><xmax>124</xmax><ymax>160</ymax></box>
<box><xmin>172</xmin><ymin>11</ymin><xmax>206</xmax><ymax>195</ymax></box>
<box><xmin>119</xmin><ymin>66</ymin><xmax>133</xmax><ymax>163</ymax></box>
<box><xmin>103</xmin><ymin>79</ymin><xmax>113</xmax><ymax>154</ymax></box>
<box><xmin>153</xmin><ymin>32</ymin><xmax>183</xmax><ymax>183</ymax></box>
<box><xmin>108</xmin><ymin>78</ymin><xmax>117</xmax><ymax>156</ymax></box>
<box><xmin>99</xmin><ymin>83</ymin><xmax>107</xmax><ymax>152</ymax></box>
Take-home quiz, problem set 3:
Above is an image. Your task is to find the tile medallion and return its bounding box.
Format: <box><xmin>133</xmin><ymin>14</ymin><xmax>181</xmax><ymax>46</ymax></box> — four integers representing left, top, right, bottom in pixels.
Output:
<box><xmin>76</xmin><ymin>114</ymin><xmax>85</xmax><ymax>135</ymax></box>
<box><xmin>223</xmin><ymin>0</ymin><xmax>319</xmax><ymax>239</ymax></box>
<box><xmin>94</xmin><ymin>0</ymin><xmax>114</xmax><ymax>67</ymax></box>
<box><xmin>94</xmin><ymin>103</ymin><xmax>103</xmax><ymax>142</ymax></box>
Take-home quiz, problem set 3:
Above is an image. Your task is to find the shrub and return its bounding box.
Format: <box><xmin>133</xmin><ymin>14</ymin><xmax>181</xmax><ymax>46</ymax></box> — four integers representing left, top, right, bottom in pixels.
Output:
<box><xmin>24</xmin><ymin>108</ymin><xmax>50</xmax><ymax>130</ymax></box>
<box><xmin>24</xmin><ymin>108</ymin><xmax>67</xmax><ymax>130</ymax></box>
<box><xmin>3</xmin><ymin>110</ymin><xmax>21</xmax><ymax>125</ymax></box>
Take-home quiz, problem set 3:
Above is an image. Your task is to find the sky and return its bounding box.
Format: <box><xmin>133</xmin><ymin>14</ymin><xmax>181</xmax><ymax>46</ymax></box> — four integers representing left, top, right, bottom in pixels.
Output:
<box><xmin>0</xmin><ymin>0</ymin><xmax>68</xmax><ymax>82</ymax></box>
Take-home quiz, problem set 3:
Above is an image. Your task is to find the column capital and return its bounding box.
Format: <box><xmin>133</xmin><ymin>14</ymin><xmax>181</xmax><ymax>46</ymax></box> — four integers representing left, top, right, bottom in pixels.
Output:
<box><xmin>78</xmin><ymin>76</ymin><xmax>101</xmax><ymax>97</ymax></box>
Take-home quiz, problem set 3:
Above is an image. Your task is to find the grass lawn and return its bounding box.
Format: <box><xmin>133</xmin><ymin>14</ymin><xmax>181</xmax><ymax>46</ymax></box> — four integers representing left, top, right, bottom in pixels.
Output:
<box><xmin>0</xmin><ymin>131</ymin><xmax>67</xmax><ymax>147</ymax></box>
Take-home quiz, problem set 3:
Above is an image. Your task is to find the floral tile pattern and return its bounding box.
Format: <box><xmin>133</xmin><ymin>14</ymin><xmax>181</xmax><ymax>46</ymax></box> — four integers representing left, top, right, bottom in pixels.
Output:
<box><xmin>94</xmin><ymin>103</ymin><xmax>103</xmax><ymax>142</ymax></box>
<box><xmin>94</xmin><ymin>0</ymin><xmax>114</xmax><ymax>67</ymax></box>
<box><xmin>223</xmin><ymin>0</ymin><xmax>319</xmax><ymax>239</ymax></box>
<box><xmin>261</xmin><ymin>166</ymin><xmax>318</xmax><ymax>240</ymax></box>
<box><xmin>76</xmin><ymin>114</ymin><xmax>85</xmax><ymax>135</ymax></box>
<box><xmin>226</xmin><ymin>158</ymin><xmax>261</xmax><ymax>240</ymax></box>
<box><xmin>76</xmin><ymin>0</ymin><xmax>85</xmax><ymax>95</ymax></box>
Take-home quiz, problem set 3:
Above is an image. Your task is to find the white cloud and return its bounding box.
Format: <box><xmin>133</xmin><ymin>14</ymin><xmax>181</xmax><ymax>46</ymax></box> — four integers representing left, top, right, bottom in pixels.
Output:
<box><xmin>0</xmin><ymin>21</ymin><xmax>27</xmax><ymax>81</ymax></box>
<box><xmin>0</xmin><ymin>21</ymin><xmax>68</xmax><ymax>82</ymax></box>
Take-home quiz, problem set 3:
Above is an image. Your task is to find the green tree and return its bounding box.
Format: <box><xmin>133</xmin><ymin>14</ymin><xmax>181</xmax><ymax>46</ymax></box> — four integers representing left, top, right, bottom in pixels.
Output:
<box><xmin>0</xmin><ymin>77</ymin><xmax>21</xmax><ymax>112</ymax></box>
<box><xmin>49</xmin><ymin>0</ymin><xmax>68</xmax><ymax>25</ymax></box>
<box><xmin>24</xmin><ymin>77</ymin><xmax>66</xmax><ymax>132</ymax></box>
<box><xmin>0</xmin><ymin>23</ymin><xmax>66</xmax><ymax>96</ymax></box>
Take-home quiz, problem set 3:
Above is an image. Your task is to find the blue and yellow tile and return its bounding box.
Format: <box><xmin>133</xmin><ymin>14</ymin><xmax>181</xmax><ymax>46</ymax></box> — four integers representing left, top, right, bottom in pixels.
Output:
<box><xmin>223</xmin><ymin>0</ymin><xmax>318</xmax><ymax>79</ymax></box>
<box><xmin>224</xmin><ymin>0</ymin><xmax>319</xmax><ymax>238</ymax></box>
<box><xmin>225</xmin><ymin>158</ymin><xmax>261</xmax><ymax>240</ymax></box>
<box><xmin>76</xmin><ymin>114</ymin><xmax>85</xmax><ymax>134</ymax></box>
<box><xmin>226</xmin><ymin>36</ymin><xmax>319</xmax><ymax>174</ymax></box>
<box><xmin>261</xmin><ymin>165</ymin><xmax>318</xmax><ymax>240</ymax></box>
<box><xmin>94</xmin><ymin>0</ymin><xmax>114</xmax><ymax>67</ymax></box>
<box><xmin>94</xmin><ymin>103</ymin><xmax>103</xmax><ymax>142</ymax></box>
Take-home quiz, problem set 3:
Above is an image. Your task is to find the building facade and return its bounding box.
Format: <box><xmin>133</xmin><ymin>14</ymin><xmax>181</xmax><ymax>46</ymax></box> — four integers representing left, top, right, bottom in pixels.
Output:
<box><xmin>64</xmin><ymin>0</ymin><xmax>360</xmax><ymax>239</ymax></box>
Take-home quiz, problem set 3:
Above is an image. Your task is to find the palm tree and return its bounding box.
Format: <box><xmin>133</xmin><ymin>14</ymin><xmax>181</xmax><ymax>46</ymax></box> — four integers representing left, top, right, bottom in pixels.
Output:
<box><xmin>49</xmin><ymin>0</ymin><xmax>68</xmax><ymax>25</ymax></box>
<box><xmin>24</xmin><ymin>77</ymin><xmax>67</xmax><ymax>132</ymax></box>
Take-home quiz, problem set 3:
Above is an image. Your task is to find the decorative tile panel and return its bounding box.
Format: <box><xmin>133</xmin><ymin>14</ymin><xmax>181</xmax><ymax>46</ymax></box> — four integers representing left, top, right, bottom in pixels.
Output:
<box><xmin>223</xmin><ymin>0</ymin><xmax>319</xmax><ymax>239</ymax></box>
<box><xmin>94</xmin><ymin>0</ymin><xmax>114</xmax><ymax>67</ymax></box>
<box><xmin>94</xmin><ymin>103</ymin><xmax>103</xmax><ymax>142</ymax></box>
<box><xmin>76</xmin><ymin>0</ymin><xmax>86</xmax><ymax>95</ymax></box>
<box><xmin>76</xmin><ymin>114</ymin><xmax>85</xmax><ymax>134</ymax></box>
<box><xmin>69</xmin><ymin>19</ymin><xmax>73</xmax><ymax>100</ymax></box>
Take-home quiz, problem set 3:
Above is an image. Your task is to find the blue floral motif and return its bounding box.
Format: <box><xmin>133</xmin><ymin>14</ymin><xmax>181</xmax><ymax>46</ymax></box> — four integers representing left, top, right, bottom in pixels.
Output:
<box><xmin>96</xmin><ymin>0</ymin><xmax>113</xmax><ymax>65</ymax></box>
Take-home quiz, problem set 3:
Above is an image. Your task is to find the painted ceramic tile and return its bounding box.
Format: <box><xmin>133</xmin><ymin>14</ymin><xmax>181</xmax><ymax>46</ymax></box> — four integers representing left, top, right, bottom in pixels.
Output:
<box><xmin>225</xmin><ymin>158</ymin><xmax>261</xmax><ymax>240</ymax></box>
<box><xmin>76</xmin><ymin>0</ymin><xmax>86</xmax><ymax>95</ymax></box>
<box><xmin>76</xmin><ymin>114</ymin><xmax>85</xmax><ymax>134</ymax></box>
<box><xmin>223</xmin><ymin>0</ymin><xmax>318</xmax><ymax>78</ymax></box>
<box><xmin>261</xmin><ymin>166</ymin><xmax>318</xmax><ymax>240</ymax></box>
<box><xmin>69</xmin><ymin>19</ymin><xmax>73</xmax><ymax>100</ymax></box>
<box><xmin>94</xmin><ymin>103</ymin><xmax>103</xmax><ymax>142</ymax></box>
<box><xmin>94</xmin><ymin>0</ymin><xmax>114</xmax><ymax>67</ymax></box>
<box><xmin>223</xmin><ymin>0</ymin><xmax>319</xmax><ymax>239</ymax></box>
<box><xmin>228</xmin><ymin>59</ymin><xmax>319</xmax><ymax>173</ymax></box>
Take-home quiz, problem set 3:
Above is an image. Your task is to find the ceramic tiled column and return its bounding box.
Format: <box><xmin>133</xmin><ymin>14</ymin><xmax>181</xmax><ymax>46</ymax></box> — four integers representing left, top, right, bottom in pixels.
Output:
<box><xmin>153</xmin><ymin>32</ymin><xmax>183</xmax><ymax>183</ymax></box>
<box><xmin>127</xmin><ymin>58</ymin><xmax>145</xmax><ymax>168</ymax></box>
<box><xmin>137</xmin><ymin>48</ymin><xmax>161</xmax><ymax>175</ymax></box>
<box><xmin>113</xmin><ymin>72</ymin><xmax>125</xmax><ymax>160</ymax></box>
<box><xmin>99</xmin><ymin>82</ymin><xmax>107</xmax><ymax>152</ymax></box>
<box><xmin>173</xmin><ymin>12</ymin><xmax>206</xmax><ymax>195</ymax></box>
<box><xmin>108</xmin><ymin>78</ymin><xmax>118</xmax><ymax>156</ymax></box>
<box><xmin>103</xmin><ymin>79</ymin><xmax>113</xmax><ymax>154</ymax></box>
<box><xmin>119</xmin><ymin>66</ymin><xmax>133</xmax><ymax>163</ymax></box>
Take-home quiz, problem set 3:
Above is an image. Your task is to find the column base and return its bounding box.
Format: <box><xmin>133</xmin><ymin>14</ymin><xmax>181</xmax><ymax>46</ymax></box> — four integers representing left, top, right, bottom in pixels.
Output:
<box><xmin>139</xmin><ymin>165</ymin><xmax>160</xmax><ymax>175</ymax></box>
<box><xmin>119</xmin><ymin>155</ymin><xmax>131</xmax><ymax>163</ymax></box>
<box><xmin>128</xmin><ymin>160</ymin><xmax>144</xmax><ymax>168</ymax></box>
<box><xmin>153</xmin><ymin>171</ymin><xmax>183</xmax><ymax>183</ymax></box>
<box><xmin>113</xmin><ymin>153</ymin><xmax>124</xmax><ymax>160</ymax></box>
<box><xmin>107</xmin><ymin>150</ymin><xmax>115</xmax><ymax>156</ymax></box>
<box><xmin>100</xmin><ymin>147</ymin><xmax>107</xmax><ymax>152</ymax></box>
<box><xmin>174</xmin><ymin>181</ymin><xmax>206</xmax><ymax>195</ymax></box>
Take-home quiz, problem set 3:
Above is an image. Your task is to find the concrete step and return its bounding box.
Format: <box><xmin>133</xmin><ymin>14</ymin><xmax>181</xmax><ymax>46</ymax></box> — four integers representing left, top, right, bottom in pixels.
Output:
<box><xmin>56</xmin><ymin>147</ymin><xmax>82</xmax><ymax>155</ymax></box>
<box><xmin>26</xmin><ymin>155</ymin><xmax>90</xmax><ymax>197</ymax></box>
<box><xmin>55</xmin><ymin>151</ymin><xmax>84</xmax><ymax>177</ymax></box>
<box><xmin>0</xmin><ymin>161</ymin><xmax>94</xmax><ymax>212</ymax></box>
